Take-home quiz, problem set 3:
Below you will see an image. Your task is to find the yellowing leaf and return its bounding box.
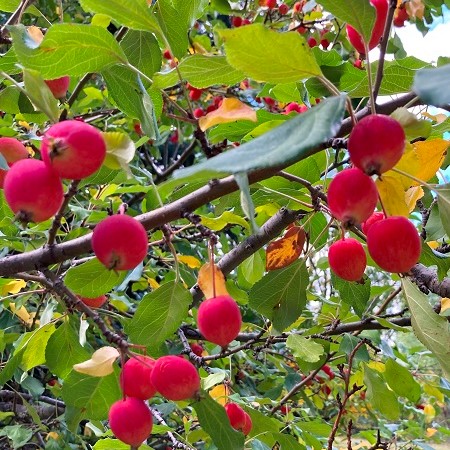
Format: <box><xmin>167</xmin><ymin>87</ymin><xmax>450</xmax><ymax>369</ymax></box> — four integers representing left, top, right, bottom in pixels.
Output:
<box><xmin>102</xmin><ymin>131</ymin><xmax>136</xmax><ymax>173</ymax></box>
<box><xmin>198</xmin><ymin>98</ymin><xmax>257</xmax><ymax>131</ymax></box>
<box><xmin>441</xmin><ymin>298</ymin><xmax>450</xmax><ymax>313</ymax></box>
<box><xmin>9</xmin><ymin>303</ymin><xmax>36</xmax><ymax>326</ymax></box>
<box><xmin>423</xmin><ymin>404</ymin><xmax>436</xmax><ymax>422</ymax></box>
<box><xmin>266</xmin><ymin>226</ymin><xmax>306</xmax><ymax>271</ymax></box>
<box><xmin>73</xmin><ymin>346</ymin><xmax>120</xmax><ymax>377</ymax></box>
<box><xmin>178</xmin><ymin>255</ymin><xmax>202</xmax><ymax>269</ymax></box>
<box><xmin>147</xmin><ymin>278</ymin><xmax>160</xmax><ymax>289</ymax></box>
<box><xmin>427</xmin><ymin>241</ymin><xmax>439</xmax><ymax>249</ymax></box>
<box><xmin>197</xmin><ymin>263</ymin><xmax>229</xmax><ymax>300</ymax></box>
<box><xmin>423</xmin><ymin>383</ymin><xmax>444</xmax><ymax>402</ymax></box>
<box><xmin>27</xmin><ymin>26</ymin><xmax>44</xmax><ymax>44</ymax></box>
<box><xmin>389</xmin><ymin>142</ymin><xmax>420</xmax><ymax>189</ymax></box>
<box><xmin>406</xmin><ymin>0</ymin><xmax>425</xmax><ymax>19</ymax></box>
<box><xmin>413</xmin><ymin>139</ymin><xmax>449</xmax><ymax>184</ymax></box>
<box><xmin>1</xmin><ymin>279</ymin><xmax>26</xmax><ymax>295</ymax></box>
<box><xmin>426</xmin><ymin>428</ymin><xmax>438</xmax><ymax>437</ymax></box>
<box><xmin>422</xmin><ymin>112</ymin><xmax>447</xmax><ymax>124</ymax></box>
<box><xmin>200</xmin><ymin>211</ymin><xmax>249</xmax><ymax>231</ymax></box>
<box><xmin>209</xmin><ymin>384</ymin><xmax>229</xmax><ymax>406</ymax></box>
<box><xmin>376</xmin><ymin>176</ymin><xmax>408</xmax><ymax>217</ymax></box>
<box><xmin>405</xmin><ymin>186</ymin><xmax>424</xmax><ymax>213</ymax></box>
<box><xmin>367</xmin><ymin>361</ymin><xmax>385</xmax><ymax>372</ymax></box>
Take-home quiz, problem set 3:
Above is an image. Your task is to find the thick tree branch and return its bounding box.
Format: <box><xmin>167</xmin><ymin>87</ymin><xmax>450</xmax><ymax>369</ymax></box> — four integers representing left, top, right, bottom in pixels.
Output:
<box><xmin>409</xmin><ymin>264</ymin><xmax>450</xmax><ymax>297</ymax></box>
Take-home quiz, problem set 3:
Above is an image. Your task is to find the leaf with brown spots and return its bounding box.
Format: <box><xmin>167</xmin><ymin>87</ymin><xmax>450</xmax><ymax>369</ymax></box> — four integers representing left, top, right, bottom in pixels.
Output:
<box><xmin>266</xmin><ymin>226</ymin><xmax>306</xmax><ymax>271</ymax></box>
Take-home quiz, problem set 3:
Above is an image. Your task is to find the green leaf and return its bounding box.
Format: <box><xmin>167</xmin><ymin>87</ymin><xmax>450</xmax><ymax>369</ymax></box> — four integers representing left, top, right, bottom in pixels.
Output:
<box><xmin>286</xmin><ymin>335</ymin><xmax>324</xmax><ymax>363</ymax></box>
<box><xmin>45</xmin><ymin>321</ymin><xmax>91</xmax><ymax>379</ymax></box>
<box><xmin>125</xmin><ymin>281</ymin><xmax>192</xmax><ymax>347</ymax></box>
<box><xmin>153</xmin><ymin>55</ymin><xmax>244</xmax><ymax>89</ymax></box>
<box><xmin>413</xmin><ymin>64</ymin><xmax>450</xmax><ymax>106</ymax></box>
<box><xmin>0</xmin><ymin>47</ymin><xmax>20</xmax><ymax>74</ymax></box>
<box><xmin>9</xmin><ymin>24</ymin><xmax>127</xmax><ymax>78</ymax></box>
<box><xmin>339</xmin><ymin>334</ymin><xmax>369</xmax><ymax>363</ymax></box>
<box><xmin>155</xmin><ymin>0</ymin><xmax>209</xmax><ymax>59</ymax></box>
<box><xmin>0</xmin><ymin>425</ymin><xmax>33</xmax><ymax>448</ymax></box>
<box><xmin>103</xmin><ymin>131</ymin><xmax>136</xmax><ymax>172</ymax></box>
<box><xmin>62</xmin><ymin>369</ymin><xmax>121</xmax><ymax>420</ymax></box>
<box><xmin>20</xmin><ymin>323</ymin><xmax>56</xmax><ymax>371</ymax></box>
<box><xmin>200</xmin><ymin>211</ymin><xmax>249</xmax><ymax>231</ymax></box>
<box><xmin>318</xmin><ymin>0</ymin><xmax>376</xmax><ymax>42</ymax></box>
<box><xmin>93</xmin><ymin>439</ymin><xmax>153</xmax><ymax>450</ymax></box>
<box><xmin>80</xmin><ymin>0</ymin><xmax>160</xmax><ymax>33</ymax></box>
<box><xmin>371</xmin><ymin>316</ymin><xmax>409</xmax><ymax>333</ymax></box>
<box><xmin>402</xmin><ymin>278</ymin><xmax>450</xmax><ymax>378</ymax></box>
<box><xmin>331</xmin><ymin>273</ymin><xmax>370</xmax><ymax>317</ymax></box>
<box><xmin>419</xmin><ymin>242</ymin><xmax>450</xmax><ymax>281</ymax></box>
<box><xmin>242</xmin><ymin>405</ymin><xmax>281</xmax><ymax>437</ymax></box>
<box><xmin>249</xmin><ymin>260</ymin><xmax>308</xmax><ymax>332</ymax></box>
<box><xmin>364</xmin><ymin>365</ymin><xmax>400</xmax><ymax>420</ymax></box>
<box><xmin>174</xmin><ymin>95</ymin><xmax>346</xmax><ymax>178</ymax></box>
<box><xmin>193</xmin><ymin>394</ymin><xmax>245</xmax><ymax>450</ymax></box>
<box><xmin>219</xmin><ymin>24</ymin><xmax>322</xmax><ymax>84</ymax></box>
<box><xmin>64</xmin><ymin>258</ymin><xmax>127</xmax><ymax>297</ymax></box>
<box><xmin>434</xmin><ymin>184</ymin><xmax>450</xmax><ymax>239</ymax></box>
<box><xmin>384</xmin><ymin>358</ymin><xmax>421</xmax><ymax>403</ymax></box>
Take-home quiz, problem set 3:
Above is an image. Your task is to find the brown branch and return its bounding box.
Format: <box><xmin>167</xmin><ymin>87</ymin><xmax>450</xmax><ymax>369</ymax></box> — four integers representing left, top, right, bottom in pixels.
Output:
<box><xmin>410</xmin><ymin>264</ymin><xmax>450</xmax><ymax>297</ymax></box>
<box><xmin>0</xmin><ymin>0</ymin><xmax>36</xmax><ymax>36</ymax></box>
<box><xmin>0</xmin><ymin>390</ymin><xmax>65</xmax><ymax>409</ymax></box>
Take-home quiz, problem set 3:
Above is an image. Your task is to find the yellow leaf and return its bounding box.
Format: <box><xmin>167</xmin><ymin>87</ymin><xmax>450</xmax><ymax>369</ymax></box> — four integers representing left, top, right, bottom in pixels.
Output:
<box><xmin>197</xmin><ymin>263</ymin><xmax>229</xmax><ymax>300</ymax></box>
<box><xmin>73</xmin><ymin>346</ymin><xmax>120</xmax><ymax>377</ymax></box>
<box><xmin>368</xmin><ymin>361</ymin><xmax>385</xmax><ymax>372</ymax></box>
<box><xmin>422</xmin><ymin>112</ymin><xmax>447</xmax><ymax>124</ymax></box>
<box><xmin>178</xmin><ymin>255</ymin><xmax>202</xmax><ymax>269</ymax></box>
<box><xmin>427</xmin><ymin>241</ymin><xmax>439</xmax><ymax>249</ymax></box>
<box><xmin>376</xmin><ymin>176</ymin><xmax>409</xmax><ymax>217</ymax></box>
<box><xmin>426</xmin><ymin>428</ymin><xmax>438</xmax><ymax>437</ymax></box>
<box><xmin>209</xmin><ymin>384</ymin><xmax>229</xmax><ymax>406</ymax></box>
<box><xmin>414</xmin><ymin>139</ymin><xmax>449</xmax><ymax>184</ymax></box>
<box><xmin>406</xmin><ymin>0</ymin><xmax>425</xmax><ymax>19</ymax></box>
<box><xmin>1</xmin><ymin>279</ymin><xmax>26</xmax><ymax>295</ymax></box>
<box><xmin>423</xmin><ymin>384</ymin><xmax>444</xmax><ymax>402</ymax></box>
<box><xmin>9</xmin><ymin>303</ymin><xmax>36</xmax><ymax>326</ymax></box>
<box><xmin>147</xmin><ymin>278</ymin><xmax>160</xmax><ymax>290</ymax></box>
<box><xmin>405</xmin><ymin>186</ymin><xmax>424</xmax><ymax>213</ymax></box>
<box><xmin>266</xmin><ymin>226</ymin><xmax>306</xmax><ymax>271</ymax></box>
<box><xmin>102</xmin><ymin>131</ymin><xmax>136</xmax><ymax>173</ymax></box>
<box><xmin>198</xmin><ymin>98</ymin><xmax>257</xmax><ymax>131</ymax></box>
<box><xmin>46</xmin><ymin>432</ymin><xmax>60</xmax><ymax>441</ymax></box>
<box><xmin>441</xmin><ymin>298</ymin><xmax>450</xmax><ymax>313</ymax></box>
<box><xmin>388</xmin><ymin>142</ymin><xmax>420</xmax><ymax>189</ymax></box>
<box><xmin>423</xmin><ymin>404</ymin><xmax>435</xmax><ymax>422</ymax></box>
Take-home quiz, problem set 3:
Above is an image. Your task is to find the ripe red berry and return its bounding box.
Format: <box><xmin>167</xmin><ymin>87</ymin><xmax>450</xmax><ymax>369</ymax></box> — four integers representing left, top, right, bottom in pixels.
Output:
<box><xmin>297</xmin><ymin>26</ymin><xmax>307</xmax><ymax>34</ymax></box>
<box><xmin>108</xmin><ymin>397</ymin><xmax>153</xmax><ymax>447</ymax></box>
<box><xmin>293</xmin><ymin>1</ymin><xmax>304</xmax><ymax>13</ymax></box>
<box><xmin>44</xmin><ymin>76</ymin><xmax>70</xmax><ymax>99</ymax></box>
<box><xmin>232</xmin><ymin>16</ymin><xmax>243</xmax><ymax>27</ymax></box>
<box><xmin>265</xmin><ymin>0</ymin><xmax>277</xmax><ymax>9</ymax></box>
<box><xmin>150</xmin><ymin>355</ymin><xmax>200</xmax><ymax>401</ymax></box>
<box><xmin>322</xmin><ymin>364</ymin><xmax>335</xmax><ymax>380</ymax></box>
<box><xmin>163</xmin><ymin>49</ymin><xmax>172</xmax><ymax>59</ymax></box>
<box><xmin>353</xmin><ymin>59</ymin><xmax>363</xmax><ymax>69</ymax></box>
<box><xmin>92</xmin><ymin>214</ymin><xmax>148</xmax><ymax>271</ymax></box>
<box><xmin>197</xmin><ymin>295</ymin><xmax>242</xmax><ymax>347</ymax></box>
<box><xmin>328</xmin><ymin>238</ymin><xmax>366</xmax><ymax>282</ymax></box>
<box><xmin>41</xmin><ymin>120</ymin><xmax>106</xmax><ymax>180</ymax></box>
<box><xmin>327</xmin><ymin>168</ymin><xmax>378</xmax><ymax>226</ymax></box>
<box><xmin>346</xmin><ymin>0</ymin><xmax>388</xmax><ymax>54</ymax></box>
<box><xmin>225</xmin><ymin>403</ymin><xmax>252</xmax><ymax>434</ymax></box>
<box><xmin>280</xmin><ymin>405</ymin><xmax>291</xmax><ymax>414</ymax></box>
<box><xmin>188</xmin><ymin>87</ymin><xmax>203</xmax><ymax>101</ymax></box>
<box><xmin>190</xmin><ymin>343</ymin><xmax>204</xmax><ymax>357</ymax></box>
<box><xmin>307</xmin><ymin>37</ymin><xmax>318</xmax><ymax>48</ymax></box>
<box><xmin>348</xmin><ymin>114</ymin><xmax>405</xmax><ymax>175</ymax></box>
<box><xmin>78</xmin><ymin>295</ymin><xmax>107</xmax><ymax>308</ymax></box>
<box><xmin>279</xmin><ymin>3</ymin><xmax>289</xmax><ymax>15</ymax></box>
<box><xmin>242</xmin><ymin>412</ymin><xmax>252</xmax><ymax>435</ymax></box>
<box><xmin>361</xmin><ymin>211</ymin><xmax>385</xmax><ymax>235</ymax></box>
<box><xmin>4</xmin><ymin>159</ymin><xmax>63</xmax><ymax>223</ymax></box>
<box><xmin>367</xmin><ymin>216</ymin><xmax>421</xmax><ymax>273</ymax></box>
<box><xmin>193</xmin><ymin>108</ymin><xmax>205</xmax><ymax>119</ymax></box>
<box><xmin>263</xmin><ymin>97</ymin><xmax>276</xmax><ymax>107</ymax></box>
<box><xmin>169</xmin><ymin>130</ymin><xmax>179</xmax><ymax>144</ymax></box>
<box><xmin>320</xmin><ymin>38</ymin><xmax>330</xmax><ymax>49</ymax></box>
<box><xmin>121</xmin><ymin>355</ymin><xmax>157</xmax><ymax>400</ymax></box>
<box><xmin>0</xmin><ymin>137</ymin><xmax>29</xmax><ymax>188</ymax></box>
<box><xmin>394</xmin><ymin>7</ymin><xmax>409</xmax><ymax>27</ymax></box>
<box><xmin>284</xmin><ymin>102</ymin><xmax>307</xmax><ymax>114</ymax></box>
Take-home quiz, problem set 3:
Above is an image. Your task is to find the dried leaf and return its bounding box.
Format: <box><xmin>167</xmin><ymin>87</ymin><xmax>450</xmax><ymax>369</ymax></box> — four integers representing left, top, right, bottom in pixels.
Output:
<box><xmin>178</xmin><ymin>255</ymin><xmax>202</xmax><ymax>269</ymax></box>
<box><xmin>405</xmin><ymin>186</ymin><xmax>424</xmax><ymax>213</ymax></box>
<box><xmin>406</xmin><ymin>0</ymin><xmax>425</xmax><ymax>19</ymax></box>
<box><xmin>266</xmin><ymin>226</ymin><xmax>306</xmax><ymax>271</ymax></box>
<box><xmin>73</xmin><ymin>346</ymin><xmax>120</xmax><ymax>377</ymax></box>
<box><xmin>209</xmin><ymin>384</ymin><xmax>229</xmax><ymax>406</ymax></box>
<box><xmin>376</xmin><ymin>176</ymin><xmax>408</xmax><ymax>217</ymax></box>
<box><xmin>197</xmin><ymin>263</ymin><xmax>229</xmax><ymax>299</ymax></box>
<box><xmin>198</xmin><ymin>98</ymin><xmax>257</xmax><ymax>131</ymax></box>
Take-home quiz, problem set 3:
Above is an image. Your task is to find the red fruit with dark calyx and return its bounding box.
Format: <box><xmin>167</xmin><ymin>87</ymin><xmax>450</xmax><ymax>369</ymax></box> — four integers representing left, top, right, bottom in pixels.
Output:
<box><xmin>232</xmin><ymin>16</ymin><xmax>243</xmax><ymax>27</ymax></box>
<box><xmin>44</xmin><ymin>76</ymin><xmax>70</xmax><ymax>99</ymax></box>
<box><xmin>307</xmin><ymin>37</ymin><xmax>317</xmax><ymax>48</ymax></box>
<box><xmin>346</xmin><ymin>0</ymin><xmax>388</xmax><ymax>54</ymax></box>
<box><xmin>121</xmin><ymin>355</ymin><xmax>157</xmax><ymax>400</ymax></box>
<box><xmin>367</xmin><ymin>216</ymin><xmax>421</xmax><ymax>273</ymax></box>
<box><xmin>328</xmin><ymin>238</ymin><xmax>366</xmax><ymax>282</ymax></box>
<box><xmin>279</xmin><ymin>3</ymin><xmax>289</xmax><ymax>15</ymax></box>
<box><xmin>4</xmin><ymin>159</ymin><xmax>63</xmax><ymax>223</ymax></box>
<box><xmin>225</xmin><ymin>403</ymin><xmax>252</xmax><ymax>435</ymax></box>
<box><xmin>151</xmin><ymin>355</ymin><xmax>200</xmax><ymax>401</ymax></box>
<box><xmin>327</xmin><ymin>168</ymin><xmax>378</xmax><ymax>226</ymax></box>
<box><xmin>0</xmin><ymin>137</ymin><xmax>29</xmax><ymax>188</ymax></box>
<box><xmin>361</xmin><ymin>211</ymin><xmax>385</xmax><ymax>235</ymax></box>
<box><xmin>348</xmin><ymin>114</ymin><xmax>405</xmax><ymax>175</ymax></box>
<box><xmin>320</xmin><ymin>38</ymin><xmax>330</xmax><ymax>49</ymax></box>
<box><xmin>78</xmin><ymin>295</ymin><xmax>107</xmax><ymax>308</ymax></box>
<box><xmin>197</xmin><ymin>295</ymin><xmax>242</xmax><ymax>347</ymax></box>
<box><xmin>41</xmin><ymin>120</ymin><xmax>106</xmax><ymax>180</ymax></box>
<box><xmin>92</xmin><ymin>214</ymin><xmax>148</xmax><ymax>271</ymax></box>
<box><xmin>108</xmin><ymin>397</ymin><xmax>153</xmax><ymax>447</ymax></box>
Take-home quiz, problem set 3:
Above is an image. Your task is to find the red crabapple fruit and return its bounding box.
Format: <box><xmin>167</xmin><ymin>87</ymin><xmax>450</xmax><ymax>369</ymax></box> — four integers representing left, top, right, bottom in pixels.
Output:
<box><xmin>394</xmin><ymin>6</ymin><xmax>409</xmax><ymax>27</ymax></box>
<box><xmin>197</xmin><ymin>295</ymin><xmax>242</xmax><ymax>347</ymax></box>
<box><xmin>78</xmin><ymin>295</ymin><xmax>107</xmax><ymax>308</ymax></box>
<box><xmin>0</xmin><ymin>137</ymin><xmax>29</xmax><ymax>188</ymax></box>
<box><xmin>121</xmin><ymin>355</ymin><xmax>156</xmax><ymax>400</ymax></box>
<box><xmin>4</xmin><ymin>159</ymin><xmax>63</xmax><ymax>223</ymax></box>
<box><xmin>367</xmin><ymin>216</ymin><xmax>421</xmax><ymax>273</ymax></box>
<box><xmin>327</xmin><ymin>168</ymin><xmax>378</xmax><ymax>226</ymax></box>
<box><xmin>279</xmin><ymin>3</ymin><xmax>289</xmax><ymax>14</ymax></box>
<box><xmin>108</xmin><ymin>397</ymin><xmax>152</xmax><ymax>447</ymax></box>
<box><xmin>346</xmin><ymin>0</ymin><xmax>388</xmax><ymax>54</ymax></box>
<box><xmin>92</xmin><ymin>214</ymin><xmax>148</xmax><ymax>271</ymax></box>
<box><xmin>225</xmin><ymin>403</ymin><xmax>252</xmax><ymax>434</ymax></box>
<box><xmin>41</xmin><ymin>120</ymin><xmax>106</xmax><ymax>180</ymax></box>
<box><xmin>190</xmin><ymin>343</ymin><xmax>204</xmax><ymax>357</ymax></box>
<box><xmin>44</xmin><ymin>76</ymin><xmax>70</xmax><ymax>99</ymax></box>
<box><xmin>150</xmin><ymin>355</ymin><xmax>200</xmax><ymax>401</ymax></box>
<box><xmin>242</xmin><ymin>411</ymin><xmax>252</xmax><ymax>435</ymax></box>
<box><xmin>348</xmin><ymin>114</ymin><xmax>405</xmax><ymax>175</ymax></box>
<box><xmin>328</xmin><ymin>238</ymin><xmax>366</xmax><ymax>282</ymax></box>
<box><xmin>361</xmin><ymin>211</ymin><xmax>385</xmax><ymax>235</ymax></box>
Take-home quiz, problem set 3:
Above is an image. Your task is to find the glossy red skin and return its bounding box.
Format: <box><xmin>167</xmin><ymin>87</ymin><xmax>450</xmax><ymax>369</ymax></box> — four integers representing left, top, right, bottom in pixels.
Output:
<box><xmin>362</xmin><ymin>211</ymin><xmax>385</xmax><ymax>235</ymax></box>
<box><xmin>284</xmin><ymin>103</ymin><xmax>307</xmax><ymax>114</ymax></box>
<box><xmin>0</xmin><ymin>137</ymin><xmax>29</xmax><ymax>188</ymax></box>
<box><xmin>322</xmin><ymin>364</ymin><xmax>335</xmax><ymax>380</ymax></box>
<box><xmin>150</xmin><ymin>355</ymin><xmax>200</xmax><ymax>401</ymax></box>
<box><xmin>327</xmin><ymin>168</ymin><xmax>378</xmax><ymax>226</ymax></box>
<box><xmin>108</xmin><ymin>397</ymin><xmax>153</xmax><ymax>446</ymax></box>
<box><xmin>44</xmin><ymin>76</ymin><xmax>70</xmax><ymax>99</ymax></box>
<box><xmin>41</xmin><ymin>120</ymin><xmax>106</xmax><ymax>179</ymax></box>
<box><xmin>346</xmin><ymin>0</ymin><xmax>388</xmax><ymax>54</ymax></box>
<box><xmin>188</xmin><ymin>87</ymin><xmax>203</xmax><ymax>101</ymax></box>
<box><xmin>367</xmin><ymin>216</ymin><xmax>421</xmax><ymax>273</ymax></box>
<box><xmin>232</xmin><ymin>16</ymin><xmax>243</xmax><ymax>27</ymax></box>
<box><xmin>348</xmin><ymin>114</ymin><xmax>405</xmax><ymax>175</ymax></box>
<box><xmin>265</xmin><ymin>0</ymin><xmax>277</xmax><ymax>9</ymax></box>
<box><xmin>4</xmin><ymin>159</ymin><xmax>63</xmax><ymax>223</ymax></box>
<box><xmin>190</xmin><ymin>343</ymin><xmax>204</xmax><ymax>356</ymax></box>
<box><xmin>197</xmin><ymin>295</ymin><xmax>242</xmax><ymax>347</ymax></box>
<box><xmin>242</xmin><ymin>412</ymin><xmax>252</xmax><ymax>435</ymax></box>
<box><xmin>279</xmin><ymin>3</ymin><xmax>289</xmax><ymax>14</ymax></box>
<box><xmin>307</xmin><ymin>37</ymin><xmax>317</xmax><ymax>48</ymax></box>
<box><xmin>193</xmin><ymin>108</ymin><xmax>205</xmax><ymax>118</ymax></box>
<box><xmin>92</xmin><ymin>214</ymin><xmax>148</xmax><ymax>270</ymax></box>
<box><xmin>329</xmin><ymin>238</ymin><xmax>367</xmax><ymax>281</ymax></box>
<box><xmin>225</xmin><ymin>403</ymin><xmax>246</xmax><ymax>430</ymax></box>
<box><xmin>121</xmin><ymin>355</ymin><xmax>157</xmax><ymax>400</ymax></box>
<box><xmin>79</xmin><ymin>295</ymin><xmax>107</xmax><ymax>308</ymax></box>
<box><xmin>394</xmin><ymin>7</ymin><xmax>409</xmax><ymax>27</ymax></box>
